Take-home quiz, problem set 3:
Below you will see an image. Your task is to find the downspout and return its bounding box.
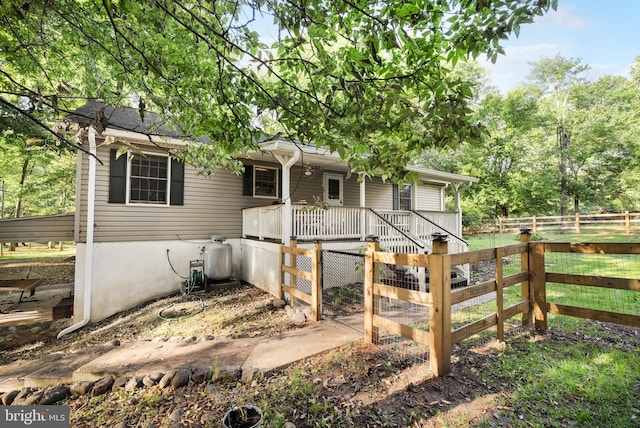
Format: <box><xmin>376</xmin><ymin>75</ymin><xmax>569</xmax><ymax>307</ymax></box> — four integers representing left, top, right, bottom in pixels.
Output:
<box><xmin>273</xmin><ymin>150</ymin><xmax>300</xmax><ymax>246</ymax></box>
<box><xmin>360</xmin><ymin>178</ymin><xmax>366</xmax><ymax>241</ymax></box>
<box><xmin>58</xmin><ymin>126</ymin><xmax>97</xmax><ymax>338</ymax></box>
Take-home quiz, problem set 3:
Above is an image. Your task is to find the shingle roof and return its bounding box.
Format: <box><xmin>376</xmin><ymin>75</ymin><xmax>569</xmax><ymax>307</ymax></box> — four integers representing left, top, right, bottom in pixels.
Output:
<box><xmin>64</xmin><ymin>100</ymin><xmax>183</xmax><ymax>138</ymax></box>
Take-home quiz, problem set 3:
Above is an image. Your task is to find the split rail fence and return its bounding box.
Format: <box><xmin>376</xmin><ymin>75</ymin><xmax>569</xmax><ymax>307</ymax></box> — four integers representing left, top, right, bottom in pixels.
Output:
<box><xmin>488</xmin><ymin>211</ymin><xmax>640</xmax><ymax>234</ymax></box>
<box><xmin>281</xmin><ymin>233</ymin><xmax>640</xmax><ymax>376</ymax></box>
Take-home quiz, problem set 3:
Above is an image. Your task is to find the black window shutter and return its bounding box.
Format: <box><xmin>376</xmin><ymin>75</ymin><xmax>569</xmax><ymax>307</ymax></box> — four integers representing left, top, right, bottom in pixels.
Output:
<box><xmin>109</xmin><ymin>149</ymin><xmax>127</xmax><ymax>203</ymax></box>
<box><xmin>278</xmin><ymin>168</ymin><xmax>283</xmax><ymax>199</ymax></box>
<box><xmin>242</xmin><ymin>165</ymin><xmax>254</xmax><ymax>196</ymax></box>
<box><xmin>170</xmin><ymin>158</ymin><xmax>184</xmax><ymax>205</ymax></box>
<box><xmin>392</xmin><ymin>184</ymin><xmax>399</xmax><ymax>210</ymax></box>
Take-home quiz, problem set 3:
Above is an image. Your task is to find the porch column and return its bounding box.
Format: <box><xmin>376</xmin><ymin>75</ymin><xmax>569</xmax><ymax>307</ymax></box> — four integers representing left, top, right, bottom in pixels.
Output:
<box><xmin>452</xmin><ymin>182</ymin><xmax>462</xmax><ymax>237</ymax></box>
<box><xmin>274</xmin><ymin>151</ymin><xmax>300</xmax><ymax>246</ymax></box>
<box><xmin>360</xmin><ymin>177</ymin><xmax>367</xmax><ymax>241</ymax></box>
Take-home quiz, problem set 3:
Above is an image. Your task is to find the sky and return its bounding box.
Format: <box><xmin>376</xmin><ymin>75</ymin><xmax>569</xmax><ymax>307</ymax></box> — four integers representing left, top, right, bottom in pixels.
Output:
<box><xmin>484</xmin><ymin>0</ymin><xmax>640</xmax><ymax>92</ymax></box>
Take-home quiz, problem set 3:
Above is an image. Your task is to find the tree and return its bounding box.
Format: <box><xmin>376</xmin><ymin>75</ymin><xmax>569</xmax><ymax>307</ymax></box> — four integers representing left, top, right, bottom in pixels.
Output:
<box><xmin>526</xmin><ymin>54</ymin><xmax>589</xmax><ymax>215</ymax></box>
<box><xmin>0</xmin><ymin>103</ymin><xmax>76</xmax><ymax>218</ymax></box>
<box><xmin>0</xmin><ymin>0</ymin><xmax>556</xmax><ymax>180</ymax></box>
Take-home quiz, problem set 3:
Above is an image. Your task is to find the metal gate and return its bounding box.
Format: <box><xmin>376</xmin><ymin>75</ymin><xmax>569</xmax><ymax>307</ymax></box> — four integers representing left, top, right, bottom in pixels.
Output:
<box><xmin>321</xmin><ymin>249</ymin><xmax>365</xmax><ymax>333</ymax></box>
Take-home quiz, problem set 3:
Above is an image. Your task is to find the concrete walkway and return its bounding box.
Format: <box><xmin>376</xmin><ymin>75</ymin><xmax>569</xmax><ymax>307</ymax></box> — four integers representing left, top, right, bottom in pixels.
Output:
<box><xmin>0</xmin><ymin>321</ymin><xmax>360</xmax><ymax>393</ymax></box>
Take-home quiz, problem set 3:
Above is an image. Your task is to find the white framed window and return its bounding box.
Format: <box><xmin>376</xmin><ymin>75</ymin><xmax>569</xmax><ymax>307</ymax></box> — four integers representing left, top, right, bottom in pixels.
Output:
<box><xmin>254</xmin><ymin>166</ymin><xmax>278</xmax><ymax>197</ymax></box>
<box><xmin>109</xmin><ymin>148</ymin><xmax>185</xmax><ymax>206</ymax></box>
<box><xmin>393</xmin><ymin>184</ymin><xmax>413</xmax><ymax>211</ymax></box>
<box><xmin>128</xmin><ymin>153</ymin><xmax>170</xmax><ymax>205</ymax></box>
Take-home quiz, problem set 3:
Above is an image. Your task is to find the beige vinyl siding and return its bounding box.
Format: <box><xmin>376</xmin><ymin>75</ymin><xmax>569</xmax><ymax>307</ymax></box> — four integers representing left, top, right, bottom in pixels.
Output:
<box><xmin>0</xmin><ymin>213</ymin><xmax>75</xmax><ymax>242</ymax></box>
<box><xmin>286</xmin><ymin>168</ymin><xmax>361</xmax><ymax>207</ymax></box>
<box><xmin>416</xmin><ymin>183</ymin><xmax>444</xmax><ymax>211</ymax></box>
<box><xmin>364</xmin><ymin>177</ymin><xmax>394</xmax><ymax>210</ymax></box>
<box><xmin>79</xmin><ymin>146</ymin><xmax>281</xmax><ymax>243</ymax></box>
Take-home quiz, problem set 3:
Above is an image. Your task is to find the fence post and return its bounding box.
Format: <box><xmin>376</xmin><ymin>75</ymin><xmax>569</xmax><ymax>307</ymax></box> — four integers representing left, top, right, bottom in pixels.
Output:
<box><xmin>289</xmin><ymin>237</ymin><xmax>298</xmax><ymax>307</ymax></box>
<box><xmin>496</xmin><ymin>245</ymin><xmax>504</xmax><ymax>342</ymax></box>
<box><xmin>364</xmin><ymin>236</ymin><xmax>379</xmax><ymax>344</ymax></box>
<box><xmin>429</xmin><ymin>233</ymin><xmax>451</xmax><ymax>376</ymax></box>
<box><xmin>311</xmin><ymin>240</ymin><xmax>322</xmax><ymax>322</ymax></box>
<box><xmin>625</xmin><ymin>211</ymin><xmax>631</xmax><ymax>235</ymax></box>
<box><xmin>531</xmin><ymin>241</ymin><xmax>547</xmax><ymax>331</ymax></box>
<box><xmin>532</xmin><ymin>215</ymin><xmax>537</xmax><ymax>234</ymax></box>
<box><xmin>575</xmin><ymin>213</ymin><xmax>580</xmax><ymax>233</ymax></box>
<box><xmin>520</xmin><ymin>228</ymin><xmax>533</xmax><ymax>326</ymax></box>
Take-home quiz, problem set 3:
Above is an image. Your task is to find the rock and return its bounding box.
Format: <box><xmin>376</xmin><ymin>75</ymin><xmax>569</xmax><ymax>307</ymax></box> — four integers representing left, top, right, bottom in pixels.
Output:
<box><xmin>12</xmin><ymin>387</ymin><xmax>34</xmax><ymax>404</ymax></box>
<box><xmin>284</xmin><ymin>422</ymin><xmax>297</xmax><ymax>428</ymax></box>
<box><xmin>113</xmin><ymin>376</ymin><xmax>128</xmax><ymax>389</ymax></box>
<box><xmin>200</xmin><ymin>335</ymin><xmax>215</xmax><ymax>341</ymax></box>
<box><xmin>70</xmin><ymin>381</ymin><xmax>94</xmax><ymax>396</ymax></box>
<box><xmin>272</xmin><ymin>298</ymin><xmax>286</xmax><ymax>309</ymax></box>
<box><xmin>142</xmin><ymin>375</ymin><xmax>157</xmax><ymax>387</ymax></box>
<box><xmin>159</xmin><ymin>370</ymin><xmax>177</xmax><ymax>389</ymax></box>
<box><xmin>190</xmin><ymin>369</ymin><xmax>209</xmax><ymax>383</ymax></box>
<box><xmin>149</xmin><ymin>372</ymin><xmax>165</xmax><ymax>383</ymax></box>
<box><xmin>92</xmin><ymin>376</ymin><xmax>115</xmax><ymax>396</ymax></box>
<box><xmin>23</xmin><ymin>391</ymin><xmax>43</xmax><ymax>405</ymax></box>
<box><xmin>125</xmin><ymin>376</ymin><xmax>143</xmax><ymax>391</ymax></box>
<box><xmin>171</xmin><ymin>369</ymin><xmax>190</xmax><ymax>389</ymax></box>
<box><xmin>291</xmin><ymin>311</ymin><xmax>306</xmax><ymax>323</ymax></box>
<box><xmin>112</xmin><ymin>422</ymin><xmax>128</xmax><ymax>428</ymax></box>
<box><xmin>40</xmin><ymin>386</ymin><xmax>69</xmax><ymax>405</ymax></box>
<box><xmin>200</xmin><ymin>411</ymin><xmax>216</xmax><ymax>425</ymax></box>
<box><xmin>168</xmin><ymin>407</ymin><xmax>184</xmax><ymax>424</ymax></box>
<box><xmin>107</xmin><ymin>339</ymin><xmax>121</xmax><ymax>347</ymax></box>
<box><xmin>2</xmin><ymin>390</ymin><xmax>18</xmax><ymax>405</ymax></box>
<box><xmin>168</xmin><ymin>336</ymin><xmax>183</xmax><ymax>343</ymax></box>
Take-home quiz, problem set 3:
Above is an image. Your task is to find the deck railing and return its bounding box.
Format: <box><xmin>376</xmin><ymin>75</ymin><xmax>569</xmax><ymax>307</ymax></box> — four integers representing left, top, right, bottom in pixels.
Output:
<box><xmin>242</xmin><ymin>205</ymin><xmax>465</xmax><ymax>253</ymax></box>
<box><xmin>242</xmin><ymin>204</ymin><xmax>283</xmax><ymax>241</ymax></box>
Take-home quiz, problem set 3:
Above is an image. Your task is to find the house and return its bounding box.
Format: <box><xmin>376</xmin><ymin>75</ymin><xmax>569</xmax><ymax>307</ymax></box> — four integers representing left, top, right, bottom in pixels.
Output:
<box><xmin>48</xmin><ymin>101</ymin><xmax>477</xmax><ymax>333</ymax></box>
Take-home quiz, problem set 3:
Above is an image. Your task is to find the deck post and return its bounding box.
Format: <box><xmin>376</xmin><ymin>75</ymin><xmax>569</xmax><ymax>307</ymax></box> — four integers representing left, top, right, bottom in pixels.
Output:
<box><xmin>429</xmin><ymin>233</ymin><xmax>451</xmax><ymax>376</ymax></box>
<box><xmin>364</xmin><ymin>235</ymin><xmax>379</xmax><ymax>344</ymax></box>
<box><xmin>520</xmin><ymin>228</ymin><xmax>533</xmax><ymax>326</ymax></box>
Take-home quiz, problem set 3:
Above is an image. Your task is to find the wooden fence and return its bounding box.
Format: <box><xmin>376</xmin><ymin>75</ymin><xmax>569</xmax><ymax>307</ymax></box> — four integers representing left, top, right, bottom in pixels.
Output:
<box><xmin>280</xmin><ymin>240</ymin><xmax>322</xmax><ymax>322</ymax></box>
<box><xmin>486</xmin><ymin>211</ymin><xmax>640</xmax><ymax>234</ymax></box>
<box><xmin>281</xmin><ymin>234</ymin><xmax>640</xmax><ymax>377</ymax></box>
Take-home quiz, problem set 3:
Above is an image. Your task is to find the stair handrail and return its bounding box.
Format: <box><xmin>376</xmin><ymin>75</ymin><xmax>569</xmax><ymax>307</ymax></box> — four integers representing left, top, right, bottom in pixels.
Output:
<box><xmin>368</xmin><ymin>209</ymin><xmax>426</xmax><ymax>251</ymax></box>
<box><xmin>410</xmin><ymin>210</ymin><xmax>468</xmax><ymax>246</ymax></box>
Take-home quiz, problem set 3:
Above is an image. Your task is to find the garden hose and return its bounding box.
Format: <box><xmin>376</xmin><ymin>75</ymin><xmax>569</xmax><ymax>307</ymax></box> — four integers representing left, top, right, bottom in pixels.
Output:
<box><xmin>160</xmin><ymin>252</ymin><xmax>205</xmax><ymax>321</ymax></box>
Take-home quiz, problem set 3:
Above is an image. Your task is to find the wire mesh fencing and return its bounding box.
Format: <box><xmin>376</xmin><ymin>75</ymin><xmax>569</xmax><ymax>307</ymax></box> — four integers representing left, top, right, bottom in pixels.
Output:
<box><xmin>321</xmin><ymin>249</ymin><xmax>365</xmax><ymax>331</ymax></box>
<box><xmin>545</xmin><ymin>249</ymin><xmax>640</xmax><ymax>317</ymax></box>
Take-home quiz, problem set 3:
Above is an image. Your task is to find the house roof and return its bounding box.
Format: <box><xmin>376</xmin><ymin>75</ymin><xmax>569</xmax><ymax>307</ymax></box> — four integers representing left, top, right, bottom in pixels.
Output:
<box><xmin>59</xmin><ymin>100</ymin><xmax>188</xmax><ymax>144</ymax></box>
<box><xmin>62</xmin><ymin>101</ymin><xmax>478</xmax><ymax>185</ymax></box>
<box><xmin>255</xmin><ymin>138</ymin><xmax>478</xmax><ymax>186</ymax></box>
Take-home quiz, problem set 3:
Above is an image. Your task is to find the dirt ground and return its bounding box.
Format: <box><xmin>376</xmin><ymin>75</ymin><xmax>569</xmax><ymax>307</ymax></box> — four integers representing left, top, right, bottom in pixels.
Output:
<box><xmin>1</xmin><ymin>250</ymin><xmax>638</xmax><ymax>427</ymax></box>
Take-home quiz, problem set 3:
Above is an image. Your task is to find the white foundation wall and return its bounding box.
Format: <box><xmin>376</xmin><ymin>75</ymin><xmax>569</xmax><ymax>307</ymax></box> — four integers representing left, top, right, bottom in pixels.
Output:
<box><xmin>73</xmin><ymin>239</ymin><xmax>243</xmax><ymax>322</ymax></box>
<box><xmin>240</xmin><ymin>239</ymin><xmax>281</xmax><ymax>297</ymax></box>
<box><xmin>239</xmin><ymin>239</ymin><xmax>366</xmax><ymax>298</ymax></box>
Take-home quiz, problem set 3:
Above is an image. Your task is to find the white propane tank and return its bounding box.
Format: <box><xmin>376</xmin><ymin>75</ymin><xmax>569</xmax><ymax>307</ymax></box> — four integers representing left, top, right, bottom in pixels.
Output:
<box><xmin>204</xmin><ymin>235</ymin><xmax>232</xmax><ymax>281</ymax></box>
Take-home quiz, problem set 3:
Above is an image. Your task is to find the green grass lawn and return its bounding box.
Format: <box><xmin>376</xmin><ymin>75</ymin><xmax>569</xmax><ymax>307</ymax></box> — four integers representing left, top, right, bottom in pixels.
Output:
<box><xmin>0</xmin><ymin>242</ymin><xmax>75</xmax><ymax>261</ymax></box>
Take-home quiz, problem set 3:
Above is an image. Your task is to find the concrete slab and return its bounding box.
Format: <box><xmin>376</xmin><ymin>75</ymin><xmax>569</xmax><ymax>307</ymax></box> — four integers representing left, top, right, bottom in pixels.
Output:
<box><xmin>241</xmin><ymin>321</ymin><xmax>360</xmax><ymax>381</ymax></box>
<box><xmin>24</xmin><ymin>344</ymin><xmax>120</xmax><ymax>388</ymax></box>
<box><xmin>73</xmin><ymin>337</ymin><xmax>258</xmax><ymax>382</ymax></box>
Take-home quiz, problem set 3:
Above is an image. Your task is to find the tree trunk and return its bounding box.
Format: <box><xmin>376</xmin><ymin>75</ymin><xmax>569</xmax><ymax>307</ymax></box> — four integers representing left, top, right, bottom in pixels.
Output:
<box><xmin>557</xmin><ymin>125</ymin><xmax>570</xmax><ymax>217</ymax></box>
<box><xmin>15</xmin><ymin>157</ymin><xmax>29</xmax><ymax>219</ymax></box>
<box><xmin>10</xmin><ymin>157</ymin><xmax>29</xmax><ymax>251</ymax></box>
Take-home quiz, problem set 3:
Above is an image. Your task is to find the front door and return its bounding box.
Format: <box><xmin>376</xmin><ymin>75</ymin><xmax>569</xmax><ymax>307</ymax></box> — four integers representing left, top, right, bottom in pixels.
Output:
<box><xmin>323</xmin><ymin>173</ymin><xmax>343</xmax><ymax>206</ymax></box>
